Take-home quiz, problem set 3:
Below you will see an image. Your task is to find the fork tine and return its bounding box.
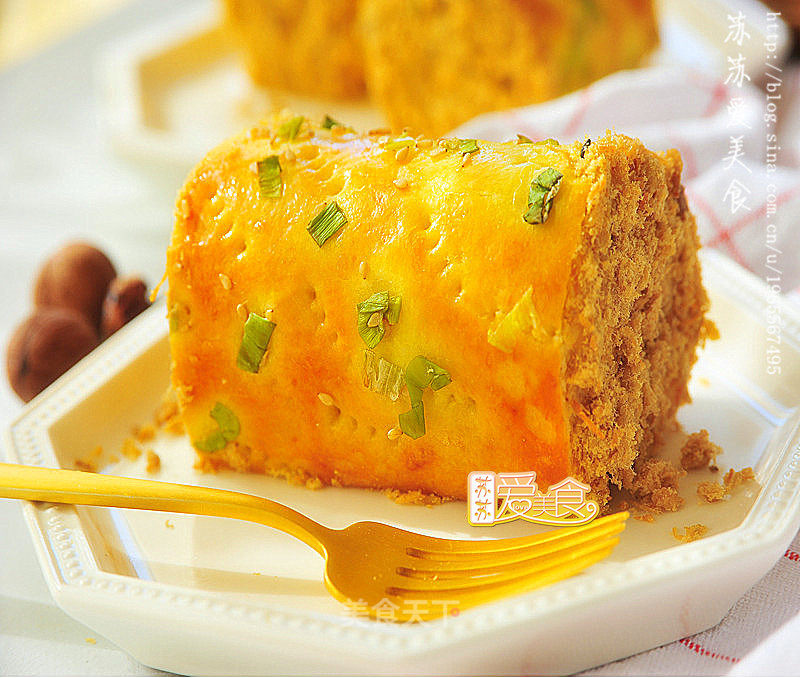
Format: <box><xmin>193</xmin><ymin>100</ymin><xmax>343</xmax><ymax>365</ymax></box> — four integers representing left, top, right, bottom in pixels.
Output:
<box><xmin>386</xmin><ymin>542</ymin><xmax>617</xmax><ymax>619</ymax></box>
<box><xmin>406</xmin><ymin>512</ymin><xmax>627</xmax><ymax>558</ymax></box>
<box><xmin>397</xmin><ymin>533</ymin><xmax>622</xmax><ymax>584</ymax></box>
<box><xmin>406</xmin><ymin>512</ymin><xmax>627</xmax><ymax>567</ymax></box>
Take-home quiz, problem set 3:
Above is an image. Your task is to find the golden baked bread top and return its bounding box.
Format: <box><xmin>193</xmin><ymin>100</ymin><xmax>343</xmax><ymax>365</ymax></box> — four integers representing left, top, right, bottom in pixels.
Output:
<box><xmin>168</xmin><ymin>116</ymin><xmax>595</xmax><ymax>496</ymax></box>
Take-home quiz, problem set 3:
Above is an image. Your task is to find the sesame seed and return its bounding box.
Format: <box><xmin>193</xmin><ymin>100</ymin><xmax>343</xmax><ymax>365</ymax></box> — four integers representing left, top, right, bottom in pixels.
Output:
<box><xmin>460</xmin><ymin>153</ymin><xmax>473</xmax><ymax>168</ymax></box>
<box><xmin>387</xmin><ymin>427</ymin><xmax>403</xmax><ymax>440</ymax></box>
<box><xmin>236</xmin><ymin>303</ymin><xmax>248</xmax><ymax>320</ymax></box>
<box><xmin>318</xmin><ymin>392</ymin><xmax>335</xmax><ymax>407</ymax></box>
<box><xmin>218</xmin><ymin>273</ymin><xmax>232</xmax><ymax>290</ymax></box>
<box><xmin>395</xmin><ymin>146</ymin><xmax>410</xmax><ymax>163</ymax></box>
<box><xmin>393</xmin><ymin>177</ymin><xmax>409</xmax><ymax>189</ymax></box>
<box><xmin>367</xmin><ymin>312</ymin><xmax>383</xmax><ymax>327</ymax></box>
<box><xmin>359</xmin><ymin>261</ymin><xmax>369</xmax><ymax>279</ymax></box>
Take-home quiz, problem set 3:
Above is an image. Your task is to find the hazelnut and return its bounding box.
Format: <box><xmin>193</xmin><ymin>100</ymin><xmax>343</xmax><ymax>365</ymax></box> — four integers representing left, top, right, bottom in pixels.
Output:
<box><xmin>101</xmin><ymin>276</ymin><xmax>150</xmax><ymax>339</ymax></box>
<box><xmin>34</xmin><ymin>242</ymin><xmax>116</xmax><ymax>330</ymax></box>
<box><xmin>6</xmin><ymin>308</ymin><xmax>99</xmax><ymax>402</ymax></box>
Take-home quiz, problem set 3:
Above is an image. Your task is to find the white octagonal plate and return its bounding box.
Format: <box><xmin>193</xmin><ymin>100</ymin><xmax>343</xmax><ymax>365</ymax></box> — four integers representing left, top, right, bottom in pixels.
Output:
<box><xmin>4</xmin><ymin>250</ymin><xmax>800</xmax><ymax>675</ymax></box>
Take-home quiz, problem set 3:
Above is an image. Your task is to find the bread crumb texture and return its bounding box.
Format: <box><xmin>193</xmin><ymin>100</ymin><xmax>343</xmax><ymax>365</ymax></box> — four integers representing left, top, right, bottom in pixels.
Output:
<box><xmin>672</xmin><ymin>523</ymin><xmax>708</xmax><ymax>543</ymax></box>
<box><xmin>146</xmin><ymin>450</ymin><xmax>161</xmax><ymax>474</ymax></box>
<box><xmin>680</xmin><ymin>429</ymin><xmax>721</xmax><ymax>470</ymax></box>
<box><xmin>697</xmin><ymin>466</ymin><xmax>756</xmax><ymax>503</ymax></box>
<box><xmin>629</xmin><ymin>458</ymin><xmax>685</xmax><ymax>513</ymax></box>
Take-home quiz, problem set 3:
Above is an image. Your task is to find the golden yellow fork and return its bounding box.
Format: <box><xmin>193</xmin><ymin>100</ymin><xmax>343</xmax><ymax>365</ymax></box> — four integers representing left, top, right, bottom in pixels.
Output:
<box><xmin>0</xmin><ymin>463</ymin><xmax>627</xmax><ymax>621</ymax></box>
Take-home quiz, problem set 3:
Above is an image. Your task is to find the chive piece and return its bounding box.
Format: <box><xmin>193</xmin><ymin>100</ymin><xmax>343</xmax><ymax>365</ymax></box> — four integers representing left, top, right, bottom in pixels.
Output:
<box><xmin>195</xmin><ymin>430</ymin><xmax>227</xmax><ymax>453</ymax></box>
<box><xmin>194</xmin><ymin>402</ymin><xmax>240</xmax><ymax>452</ymax></box>
<box><xmin>236</xmin><ymin>312</ymin><xmax>276</xmax><ymax>373</ymax></box>
<box><xmin>384</xmin><ymin>136</ymin><xmax>416</xmax><ymax>151</ymax></box>
<box><xmin>307</xmin><ymin>201</ymin><xmax>347</xmax><ymax>247</ymax></box>
<box><xmin>257</xmin><ymin>156</ymin><xmax>282</xmax><ymax>199</ymax></box>
<box><xmin>580</xmin><ymin>137</ymin><xmax>591</xmax><ymax>158</ymax></box>
<box><xmin>398</xmin><ymin>356</ymin><xmax>452</xmax><ymax>439</ymax></box>
<box><xmin>405</xmin><ymin>355</ymin><xmax>452</xmax><ymax>392</ymax></box>
<box><xmin>278</xmin><ymin>115</ymin><xmax>304</xmax><ymax>141</ymax></box>
<box><xmin>210</xmin><ymin>402</ymin><xmax>240</xmax><ymax>440</ymax></box>
<box><xmin>358</xmin><ymin>291</ymin><xmax>390</xmax><ymax>314</ymax></box>
<box><xmin>522</xmin><ymin>167</ymin><xmax>563</xmax><ymax>225</ymax></box>
<box><xmin>488</xmin><ymin>287</ymin><xmax>541</xmax><ymax>353</ymax></box>
<box><xmin>168</xmin><ymin>304</ymin><xmax>189</xmax><ymax>333</ymax></box>
<box><xmin>459</xmin><ymin>139</ymin><xmax>479</xmax><ymax>155</ymax></box>
<box><xmin>398</xmin><ymin>402</ymin><xmax>425</xmax><ymax>439</ymax></box>
<box><xmin>386</xmin><ymin>295</ymin><xmax>402</xmax><ymax>325</ymax></box>
<box><xmin>322</xmin><ymin>114</ymin><xmax>341</xmax><ymax>130</ymax></box>
<box><xmin>356</xmin><ymin>291</ymin><xmax>401</xmax><ymax>347</ymax></box>
<box><xmin>516</xmin><ymin>133</ymin><xmax>534</xmax><ymax>144</ymax></box>
<box><xmin>362</xmin><ymin>350</ymin><xmax>405</xmax><ymax>401</ymax></box>
<box><xmin>357</xmin><ymin>313</ymin><xmax>385</xmax><ymax>348</ymax></box>
<box><xmin>357</xmin><ymin>291</ymin><xmax>389</xmax><ymax>348</ymax></box>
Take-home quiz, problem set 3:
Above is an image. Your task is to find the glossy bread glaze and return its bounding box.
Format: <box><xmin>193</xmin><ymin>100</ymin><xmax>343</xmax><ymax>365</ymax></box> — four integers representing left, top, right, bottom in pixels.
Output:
<box><xmin>167</xmin><ymin>118</ymin><xmax>594</xmax><ymax>498</ymax></box>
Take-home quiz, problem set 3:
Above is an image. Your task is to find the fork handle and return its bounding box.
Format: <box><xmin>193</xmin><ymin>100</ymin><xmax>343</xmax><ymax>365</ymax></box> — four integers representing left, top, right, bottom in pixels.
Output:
<box><xmin>0</xmin><ymin>463</ymin><xmax>332</xmax><ymax>556</ymax></box>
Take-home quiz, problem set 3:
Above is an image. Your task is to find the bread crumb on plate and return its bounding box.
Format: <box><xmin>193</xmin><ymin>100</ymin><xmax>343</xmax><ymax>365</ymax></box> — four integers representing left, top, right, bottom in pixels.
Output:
<box><xmin>673</xmin><ymin>523</ymin><xmax>708</xmax><ymax>543</ymax></box>
<box><xmin>680</xmin><ymin>429</ymin><xmax>721</xmax><ymax>470</ymax></box>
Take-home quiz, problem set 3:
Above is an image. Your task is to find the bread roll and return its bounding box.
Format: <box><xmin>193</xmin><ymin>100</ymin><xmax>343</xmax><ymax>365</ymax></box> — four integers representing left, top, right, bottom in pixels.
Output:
<box><xmin>167</xmin><ymin>115</ymin><xmax>708</xmax><ymax>507</ymax></box>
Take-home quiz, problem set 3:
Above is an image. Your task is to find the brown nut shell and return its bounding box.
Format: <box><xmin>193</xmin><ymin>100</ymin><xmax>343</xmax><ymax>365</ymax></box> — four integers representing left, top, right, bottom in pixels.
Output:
<box><xmin>101</xmin><ymin>276</ymin><xmax>151</xmax><ymax>339</ymax></box>
<box><xmin>34</xmin><ymin>242</ymin><xmax>116</xmax><ymax>330</ymax></box>
<box><xmin>6</xmin><ymin>308</ymin><xmax>99</xmax><ymax>402</ymax></box>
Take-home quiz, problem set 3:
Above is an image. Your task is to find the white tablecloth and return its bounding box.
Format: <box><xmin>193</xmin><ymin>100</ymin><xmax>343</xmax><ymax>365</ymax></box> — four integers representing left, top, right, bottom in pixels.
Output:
<box><xmin>1</xmin><ymin>0</ymin><xmax>799</xmax><ymax>675</ymax></box>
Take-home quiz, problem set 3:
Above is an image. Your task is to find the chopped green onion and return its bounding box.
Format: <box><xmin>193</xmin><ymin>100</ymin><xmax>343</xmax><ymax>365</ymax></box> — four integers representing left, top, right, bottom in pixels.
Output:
<box><xmin>278</xmin><ymin>115</ymin><xmax>304</xmax><ymax>141</ymax></box>
<box><xmin>257</xmin><ymin>156</ymin><xmax>282</xmax><ymax>199</ymax></box>
<box><xmin>194</xmin><ymin>402</ymin><xmax>240</xmax><ymax>452</ymax></box>
<box><xmin>307</xmin><ymin>201</ymin><xmax>347</xmax><ymax>247</ymax></box>
<box><xmin>386</xmin><ymin>295</ymin><xmax>402</xmax><ymax>325</ymax></box>
<box><xmin>516</xmin><ymin>133</ymin><xmax>534</xmax><ymax>144</ymax></box>
<box><xmin>168</xmin><ymin>304</ymin><xmax>189</xmax><ymax>333</ymax></box>
<box><xmin>321</xmin><ymin>114</ymin><xmax>341</xmax><ymax>129</ymax></box>
<box><xmin>488</xmin><ymin>287</ymin><xmax>541</xmax><ymax>353</ymax></box>
<box><xmin>210</xmin><ymin>402</ymin><xmax>240</xmax><ymax>440</ymax></box>
<box><xmin>398</xmin><ymin>356</ymin><xmax>451</xmax><ymax>439</ymax></box>
<box><xmin>356</xmin><ymin>291</ymin><xmax>388</xmax><ymax>348</ymax></box>
<box><xmin>356</xmin><ymin>291</ymin><xmax>402</xmax><ymax>347</ymax></box>
<box><xmin>522</xmin><ymin>167</ymin><xmax>563</xmax><ymax>224</ymax></box>
<box><xmin>194</xmin><ymin>430</ymin><xmax>226</xmax><ymax>453</ymax></box>
<box><xmin>405</xmin><ymin>355</ymin><xmax>451</xmax><ymax>393</ymax></box>
<box><xmin>459</xmin><ymin>139</ymin><xmax>479</xmax><ymax>155</ymax></box>
<box><xmin>398</xmin><ymin>402</ymin><xmax>425</xmax><ymax>439</ymax></box>
<box><xmin>236</xmin><ymin>312</ymin><xmax>276</xmax><ymax>373</ymax></box>
<box><xmin>384</xmin><ymin>136</ymin><xmax>416</xmax><ymax>151</ymax></box>
<box><xmin>358</xmin><ymin>291</ymin><xmax>390</xmax><ymax>314</ymax></box>
<box><xmin>362</xmin><ymin>350</ymin><xmax>405</xmax><ymax>401</ymax></box>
